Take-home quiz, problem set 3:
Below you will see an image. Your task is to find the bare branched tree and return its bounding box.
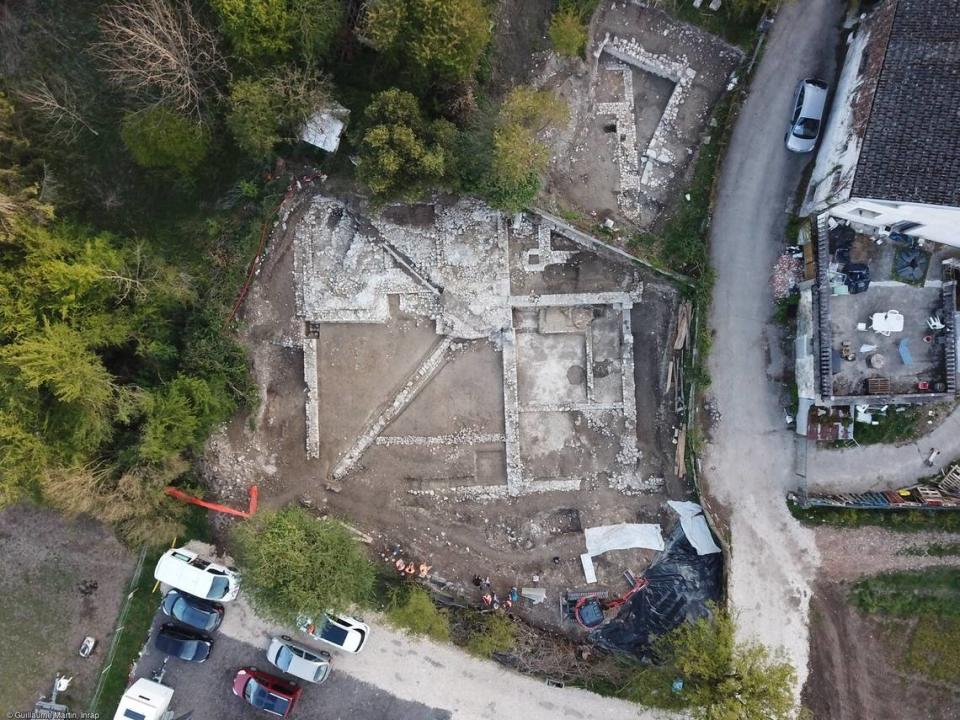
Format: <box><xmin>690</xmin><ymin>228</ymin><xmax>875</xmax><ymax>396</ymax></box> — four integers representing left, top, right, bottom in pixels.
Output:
<box><xmin>93</xmin><ymin>0</ymin><xmax>226</xmax><ymax>119</ymax></box>
<box><xmin>15</xmin><ymin>76</ymin><xmax>100</xmax><ymax>143</ymax></box>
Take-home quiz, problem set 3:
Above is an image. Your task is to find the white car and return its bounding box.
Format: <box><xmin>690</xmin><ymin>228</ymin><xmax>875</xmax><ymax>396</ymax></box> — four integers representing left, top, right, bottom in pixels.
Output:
<box><xmin>297</xmin><ymin>613</ymin><xmax>369</xmax><ymax>653</ymax></box>
<box><xmin>267</xmin><ymin>635</ymin><xmax>332</xmax><ymax>684</ymax></box>
<box><xmin>153</xmin><ymin>547</ymin><xmax>240</xmax><ymax>602</ymax></box>
<box><xmin>785</xmin><ymin>78</ymin><xmax>828</xmax><ymax>153</ymax></box>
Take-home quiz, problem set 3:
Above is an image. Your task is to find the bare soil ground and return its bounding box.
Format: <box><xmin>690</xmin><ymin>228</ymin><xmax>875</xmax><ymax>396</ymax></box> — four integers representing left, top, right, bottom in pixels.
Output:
<box><xmin>0</xmin><ymin>504</ymin><xmax>134</xmax><ymax>713</ymax></box>
<box><xmin>804</xmin><ymin>526</ymin><xmax>960</xmax><ymax>719</ymax></box>
<box><xmin>536</xmin><ymin>2</ymin><xmax>741</xmax><ymax>231</ymax></box>
<box><xmin>203</xmin><ymin>188</ymin><xmax>690</xmax><ymax>637</ymax></box>
<box><xmin>488</xmin><ymin>0</ymin><xmax>554</xmax><ymax>96</ymax></box>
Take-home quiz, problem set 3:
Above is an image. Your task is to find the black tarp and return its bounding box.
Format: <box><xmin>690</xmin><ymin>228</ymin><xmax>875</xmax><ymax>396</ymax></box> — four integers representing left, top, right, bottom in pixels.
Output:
<box><xmin>589</xmin><ymin>525</ymin><xmax>723</xmax><ymax>658</ymax></box>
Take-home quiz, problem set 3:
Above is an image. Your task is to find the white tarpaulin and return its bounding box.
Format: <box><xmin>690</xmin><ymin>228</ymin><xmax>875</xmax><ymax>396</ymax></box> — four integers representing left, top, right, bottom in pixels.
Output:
<box><xmin>584</xmin><ymin>523</ymin><xmax>664</xmax><ymax>556</ymax></box>
<box><xmin>580</xmin><ymin>553</ymin><xmax>598</xmax><ymax>584</ymax></box>
<box><xmin>667</xmin><ymin>501</ymin><xmax>721</xmax><ymax>555</ymax></box>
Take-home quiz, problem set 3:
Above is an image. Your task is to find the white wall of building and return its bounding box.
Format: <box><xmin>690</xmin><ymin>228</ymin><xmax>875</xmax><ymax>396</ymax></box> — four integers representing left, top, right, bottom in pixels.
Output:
<box><xmin>828</xmin><ymin>198</ymin><xmax>960</xmax><ymax>247</ymax></box>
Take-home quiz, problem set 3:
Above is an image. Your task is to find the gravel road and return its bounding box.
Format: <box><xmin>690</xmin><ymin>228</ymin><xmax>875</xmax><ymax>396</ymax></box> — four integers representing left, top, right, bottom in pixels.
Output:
<box><xmin>701</xmin><ymin>0</ymin><xmax>845</xmax><ymax>698</ymax></box>
<box><xmin>134</xmin><ymin>542</ymin><xmax>664</xmax><ymax>720</ymax></box>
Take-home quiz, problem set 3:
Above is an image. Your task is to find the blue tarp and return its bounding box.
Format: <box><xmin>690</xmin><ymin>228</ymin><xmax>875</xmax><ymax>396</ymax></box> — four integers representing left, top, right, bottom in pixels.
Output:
<box><xmin>899</xmin><ymin>339</ymin><xmax>913</xmax><ymax>365</ymax></box>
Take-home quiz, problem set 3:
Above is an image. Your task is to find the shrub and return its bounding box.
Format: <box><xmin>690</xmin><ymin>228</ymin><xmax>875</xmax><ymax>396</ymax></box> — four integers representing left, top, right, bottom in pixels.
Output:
<box><xmin>466</xmin><ymin>613</ymin><xmax>517</xmax><ymax>657</ymax></box>
<box><xmin>121</xmin><ymin>107</ymin><xmax>208</xmax><ymax>174</ymax></box>
<box><xmin>232</xmin><ymin>507</ymin><xmax>376</xmax><ymax>623</ymax></box>
<box><xmin>549</xmin><ymin>6</ymin><xmax>588</xmax><ymax>58</ymax></box>
<box><xmin>481</xmin><ymin>87</ymin><xmax>568</xmax><ymax>211</ymax></box>
<box><xmin>386</xmin><ymin>585</ymin><xmax>450</xmax><ymax>642</ymax></box>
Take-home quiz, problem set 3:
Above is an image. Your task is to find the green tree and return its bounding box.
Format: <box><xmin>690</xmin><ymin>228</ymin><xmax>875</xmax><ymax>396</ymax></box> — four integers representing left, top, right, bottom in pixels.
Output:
<box><xmin>356</xmin><ymin>88</ymin><xmax>457</xmax><ymax>200</ymax></box>
<box><xmin>549</xmin><ymin>3</ymin><xmax>589</xmax><ymax>58</ymax></box>
<box><xmin>210</xmin><ymin>0</ymin><xmax>294</xmax><ymax>58</ymax></box>
<box><xmin>138</xmin><ymin>376</ymin><xmax>233</xmax><ymax>464</ymax></box>
<box><xmin>364</xmin><ymin>0</ymin><xmax>491</xmax><ymax>86</ymax></box>
<box><xmin>211</xmin><ymin>0</ymin><xmax>344</xmax><ymax>61</ymax></box>
<box><xmin>227</xmin><ymin>66</ymin><xmax>331</xmax><ymax>159</ymax></box>
<box><xmin>121</xmin><ymin>106</ymin><xmax>208</xmax><ymax>174</ymax></box>
<box><xmin>1</xmin><ymin>323</ymin><xmax>114</xmax><ymax>410</ymax></box>
<box><xmin>623</xmin><ymin>610</ymin><xmax>796</xmax><ymax>719</ymax></box>
<box><xmin>483</xmin><ymin>87</ymin><xmax>568</xmax><ymax>211</ymax></box>
<box><xmin>232</xmin><ymin>507</ymin><xmax>376</xmax><ymax>623</ymax></box>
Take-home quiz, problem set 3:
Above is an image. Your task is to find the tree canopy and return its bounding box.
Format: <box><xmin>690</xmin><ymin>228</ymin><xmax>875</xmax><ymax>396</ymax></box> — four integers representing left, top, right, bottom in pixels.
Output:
<box><xmin>622</xmin><ymin>610</ymin><xmax>797</xmax><ymax>719</ymax></box>
<box><xmin>356</xmin><ymin>88</ymin><xmax>457</xmax><ymax>200</ymax></box>
<box><xmin>227</xmin><ymin>65</ymin><xmax>331</xmax><ymax>159</ymax></box>
<box><xmin>364</xmin><ymin>0</ymin><xmax>492</xmax><ymax>86</ymax></box>
<box><xmin>210</xmin><ymin>0</ymin><xmax>345</xmax><ymax>62</ymax></box>
<box><xmin>483</xmin><ymin>87</ymin><xmax>568</xmax><ymax>211</ymax></box>
<box><xmin>232</xmin><ymin>507</ymin><xmax>376</xmax><ymax>623</ymax></box>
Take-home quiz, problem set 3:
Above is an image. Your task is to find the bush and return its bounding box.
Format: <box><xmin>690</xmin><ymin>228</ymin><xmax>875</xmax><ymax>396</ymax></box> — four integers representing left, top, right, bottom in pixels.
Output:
<box><xmin>549</xmin><ymin>6</ymin><xmax>589</xmax><ymax>58</ymax></box>
<box><xmin>466</xmin><ymin>613</ymin><xmax>517</xmax><ymax>657</ymax></box>
<box><xmin>851</xmin><ymin>568</ymin><xmax>960</xmax><ymax>617</ymax></box>
<box><xmin>386</xmin><ymin>585</ymin><xmax>450</xmax><ymax>642</ymax></box>
<box><xmin>232</xmin><ymin>507</ymin><xmax>376</xmax><ymax>623</ymax></box>
<box><xmin>455</xmin><ymin>87</ymin><xmax>567</xmax><ymax>211</ymax></box>
<box><xmin>121</xmin><ymin>107</ymin><xmax>208</xmax><ymax>175</ymax></box>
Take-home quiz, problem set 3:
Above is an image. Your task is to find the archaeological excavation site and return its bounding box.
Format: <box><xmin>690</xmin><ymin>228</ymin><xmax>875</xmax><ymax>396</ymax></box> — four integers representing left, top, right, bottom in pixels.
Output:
<box><xmin>204</xmin><ymin>1</ymin><xmax>734</xmax><ymax>640</ymax></box>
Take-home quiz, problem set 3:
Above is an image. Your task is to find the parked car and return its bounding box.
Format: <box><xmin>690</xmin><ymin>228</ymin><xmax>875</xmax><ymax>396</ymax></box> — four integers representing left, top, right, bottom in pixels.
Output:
<box><xmin>153</xmin><ymin>547</ymin><xmax>240</xmax><ymax>602</ymax></box>
<box><xmin>785</xmin><ymin>78</ymin><xmax>828</xmax><ymax>153</ymax></box>
<box><xmin>233</xmin><ymin>668</ymin><xmax>302</xmax><ymax>717</ymax></box>
<box><xmin>161</xmin><ymin>589</ymin><xmax>224</xmax><ymax>632</ymax></box>
<box><xmin>266</xmin><ymin>635</ymin><xmax>332</xmax><ymax>684</ymax></box>
<box><xmin>154</xmin><ymin>623</ymin><xmax>213</xmax><ymax>663</ymax></box>
<box><xmin>843</xmin><ymin>263</ymin><xmax>871</xmax><ymax>294</ymax></box>
<box><xmin>297</xmin><ymin>613</ymin><xmax>369</xmax><ymax>653</ymax></box>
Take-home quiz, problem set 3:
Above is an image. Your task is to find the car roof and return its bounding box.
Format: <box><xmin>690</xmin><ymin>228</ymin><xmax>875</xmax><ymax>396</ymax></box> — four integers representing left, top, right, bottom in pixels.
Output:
<box><xmin>270</xmin><ymin>638</ymin><xmax>327</xmax><ymax>679</ymax></box>
<box><xmin>154</xmin><ymin>549</ymin><xmax>236</xmax><ymax>599</ymax></box>
<box><xmin>799</xmin><ymin>79</ymin><xmax>827</xmax><ymax>117</ymax></box>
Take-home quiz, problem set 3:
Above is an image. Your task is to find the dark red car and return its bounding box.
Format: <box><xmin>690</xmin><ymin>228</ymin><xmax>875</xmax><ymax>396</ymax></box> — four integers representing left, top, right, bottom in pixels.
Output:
<box><xmin>232</xmin><ymin>667</ymin><xmax>302</xmax><ymax>717</ymax></box>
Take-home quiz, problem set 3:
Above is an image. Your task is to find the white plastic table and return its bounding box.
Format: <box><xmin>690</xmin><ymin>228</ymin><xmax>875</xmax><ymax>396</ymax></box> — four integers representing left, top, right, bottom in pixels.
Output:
<box><xmin>872</xmin><ymin>311</ymin><xmax>904</xmax><ymax>335</ymax></box>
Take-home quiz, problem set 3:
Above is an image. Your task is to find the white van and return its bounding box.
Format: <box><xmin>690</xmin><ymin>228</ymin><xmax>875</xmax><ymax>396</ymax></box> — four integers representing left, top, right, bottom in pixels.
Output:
<box><xmin>153</xmin><ymin>547</ymin><xmax>240</xmax><ymax>602</ymax></box>
<box><xmin>113</xmin><ymin>678</ymin><xmax>174</xmax><ymax>720</ymax></box>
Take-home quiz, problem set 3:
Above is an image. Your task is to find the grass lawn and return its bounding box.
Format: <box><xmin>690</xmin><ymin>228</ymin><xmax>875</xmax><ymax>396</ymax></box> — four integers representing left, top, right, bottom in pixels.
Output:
<box><xmin>90</xmin><ymin>506</ymin><xmax>214</xmax><ymax>716</ymax></box>
<box><xmin>851</xmin><ymin>568</ymin><xmax>960</xmax><ymax>617</ymax></box>
<box><xmin>851</xmin><ymin>568</ymin><xmax>960</xmax><ymax>688</ymax></box>
<box><xmin>904</xmin><ymin>616</ymin><xmax>960</xmax><ymax>685</ymax></box>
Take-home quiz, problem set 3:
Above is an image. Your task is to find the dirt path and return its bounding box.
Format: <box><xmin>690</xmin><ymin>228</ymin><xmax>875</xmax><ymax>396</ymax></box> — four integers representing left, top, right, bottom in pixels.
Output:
<box><xmin>804</xmin><ymin>527</ymin><xmax>960</xmax><ymax>719</ymax></box>
<box><xmin>185</xmin><ymin>542</ymin><xmax>670</xmax><ymax>720</ymax></box>
<box><xmin>701</xmin><ymin>0</ymin><xmax>845</xmax><ymax>699</ymax></box>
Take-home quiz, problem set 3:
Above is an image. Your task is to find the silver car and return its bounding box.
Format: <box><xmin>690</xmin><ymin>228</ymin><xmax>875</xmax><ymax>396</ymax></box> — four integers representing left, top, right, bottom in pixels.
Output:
<box><xmin>785</xmin><ymin>78</ymin><xmax>828</xmax><ymax>153</ymax></box>
<box><xmin>266</xmin><ymin>635</ymin><xmax>332</xmax><ymax>684</ymax></box>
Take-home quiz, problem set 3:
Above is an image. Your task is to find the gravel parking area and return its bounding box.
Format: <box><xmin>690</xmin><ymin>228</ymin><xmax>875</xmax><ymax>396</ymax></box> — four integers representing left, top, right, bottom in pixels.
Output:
<box><xmin>135</xmin><ymin>610</ymin><xmax>450</xmax><ymax>720</ymax></box>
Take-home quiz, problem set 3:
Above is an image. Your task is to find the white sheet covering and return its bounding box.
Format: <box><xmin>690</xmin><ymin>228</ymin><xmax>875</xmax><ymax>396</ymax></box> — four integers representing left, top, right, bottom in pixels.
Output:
<box><xmin>583</xmin><ymin>523</ymin><xmax>665</xmax><ymax>556</ymax></box>
<box><xmin>667</xmin><ymin>501</ymin><xmax>722</xmax><ymax>555</ymax></box>
<box><xmin>580</xmin><ymin>553</ymin><xmax>598</xmax><ymax>584</ymax></box>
